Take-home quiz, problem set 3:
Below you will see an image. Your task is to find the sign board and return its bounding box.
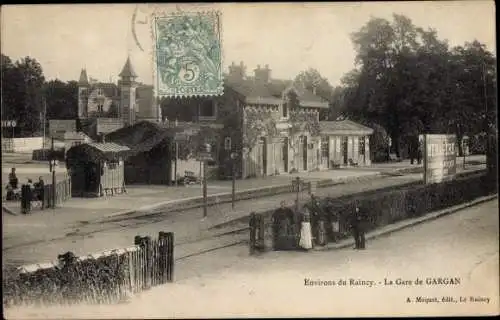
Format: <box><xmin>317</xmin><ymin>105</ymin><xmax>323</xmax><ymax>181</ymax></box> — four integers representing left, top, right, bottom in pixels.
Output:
<box><xmin>423</xmin><ymin>134</ymin><xmax>457</xmax><ymax>184</ymax></box>
<box><xmin>2</xmin><ymin>120</ymin><xmax>17</xmax><ymax>127</ymax></box>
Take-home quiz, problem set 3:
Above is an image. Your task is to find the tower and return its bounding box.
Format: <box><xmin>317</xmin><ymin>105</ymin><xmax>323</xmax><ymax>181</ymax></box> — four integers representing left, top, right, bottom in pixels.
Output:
<box><xmin>78</xmin><ymin>69</ymin><xmax>90</xmax><ymax>118</ymax></box>
<box><xmin>118</xmin><ymin>57</ymin><xmax>138</xmax><ymax>126</ymax></box>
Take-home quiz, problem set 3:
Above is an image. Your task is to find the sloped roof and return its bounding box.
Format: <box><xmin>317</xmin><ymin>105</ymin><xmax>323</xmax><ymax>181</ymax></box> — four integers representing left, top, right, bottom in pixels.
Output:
<box><xmin>225</xmin><ymin>76</ymin><xmax>329</xmax><ymax>108</ymax></box>
<box><xmin>66</xmin><ymin>142</ymin><xmax>130</xmax><ymax>163</ymax></box>
<box><xmin>87</xmin><ymin>142</ymin><xmax>129</xmax><ymax>153</ymax></box>
<box><xmin>105</xmin><ymin>121</ymin><xmax>175</xmax><ymax>155</ymax></box>
<box><xmin>119</xmin><ymin>57</ymin><xmax>138</xmax><ymax>78</ymax></box>
<box><xmin>79</xmin><ymin>69</ymin><xmax>89</xmax><ymax>85</ymax></box>
<box><xmin>63</xmin><ymin>131</ymin><xmax>91</xmax><ymax>141</ymax></box>
<box><xmin>319</xmin><ymin>120</ymin><xmax>374</xmax><ymax>136</ymax></box>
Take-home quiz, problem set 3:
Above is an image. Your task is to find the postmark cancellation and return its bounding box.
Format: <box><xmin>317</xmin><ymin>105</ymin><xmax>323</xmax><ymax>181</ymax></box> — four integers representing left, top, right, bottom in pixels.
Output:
<box><xmin>153</xmin><ymin>10</ymin><xmax>223</xmax><ymax>98</ymax></box>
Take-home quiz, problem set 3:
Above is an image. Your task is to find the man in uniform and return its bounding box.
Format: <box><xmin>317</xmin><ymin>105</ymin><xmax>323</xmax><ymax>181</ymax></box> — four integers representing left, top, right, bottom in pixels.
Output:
<box><xmin>350</xmin><ymin>204</ymin><xmax>366</xmax><ymax>250</ymax></box>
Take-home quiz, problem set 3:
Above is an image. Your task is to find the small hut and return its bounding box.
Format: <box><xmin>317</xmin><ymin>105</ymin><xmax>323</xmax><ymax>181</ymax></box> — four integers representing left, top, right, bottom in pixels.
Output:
<box><xmin>66</xmin><ymin>142</ymin><xmax>130</xmax><ymax>197</ymax></box>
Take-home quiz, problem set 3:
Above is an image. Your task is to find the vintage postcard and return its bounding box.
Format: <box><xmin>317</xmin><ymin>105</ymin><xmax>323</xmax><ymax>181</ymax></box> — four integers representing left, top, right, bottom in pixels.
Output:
<box><xmin>1</xmin><ymin>1</ymin><xmax>498</xmax><ymax>318</ymax></box>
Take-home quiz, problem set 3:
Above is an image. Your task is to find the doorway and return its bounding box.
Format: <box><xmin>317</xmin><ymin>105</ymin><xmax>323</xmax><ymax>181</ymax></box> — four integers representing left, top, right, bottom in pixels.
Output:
<box><xmin>342</xmin><ymin>137</ymin><xmax>348</xmax><ymax>165</ymax></box>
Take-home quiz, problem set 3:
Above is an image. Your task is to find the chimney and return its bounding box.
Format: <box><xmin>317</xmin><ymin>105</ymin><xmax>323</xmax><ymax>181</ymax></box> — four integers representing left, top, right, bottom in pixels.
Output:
<box><xmin>228</xmin><ymin>61</ymin><xmax>245</xmax><ymax>82</ymax></box>
<box><xmin>254</xmin><ymin>64</ymin><xmax>271</xmax><ymax>84</ymax></box>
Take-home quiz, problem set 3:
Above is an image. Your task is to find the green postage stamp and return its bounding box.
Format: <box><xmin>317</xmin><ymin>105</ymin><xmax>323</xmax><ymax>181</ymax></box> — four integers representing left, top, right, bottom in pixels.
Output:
<box><xmin>154</xmin><ymin>11</ymin><xmax>223</xmax><ymax>98</ymax></box>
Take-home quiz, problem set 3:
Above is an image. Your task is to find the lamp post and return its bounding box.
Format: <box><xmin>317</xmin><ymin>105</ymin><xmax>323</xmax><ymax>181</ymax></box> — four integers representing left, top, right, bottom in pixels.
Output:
<box><xmin>50</xmin><ymin>137</ymin><xmax>56</xmax><ymax>209</ymax></box>
<box><xmin>230</xmin><ymin>151</ymin><xmax>238</xmax><ymax>209</ymax></box>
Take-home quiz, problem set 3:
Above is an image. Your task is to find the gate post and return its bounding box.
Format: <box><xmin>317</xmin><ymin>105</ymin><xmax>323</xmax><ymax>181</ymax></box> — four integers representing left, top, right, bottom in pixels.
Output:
<box><xmin>158</xmin><ymin>231</ymin><xmax>174</xmax><ymax>283</ymax></box>
<box><xmin>166</xmin><ymin>232</ymin><xmax>174</xmax><ymax>282</ymax></box>
<box><xmin>249</xmin><ymin>212</ymin><xmax>256</xmax><ymax>255</ymax></box>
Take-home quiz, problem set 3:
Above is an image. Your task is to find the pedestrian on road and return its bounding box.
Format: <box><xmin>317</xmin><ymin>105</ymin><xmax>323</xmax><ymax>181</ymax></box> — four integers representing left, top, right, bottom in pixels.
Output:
<box><xmin>350</xmin><ymin>204</ymin><xmax>366</xmax><ymax>250</ymax></box>
<box><xmin>299</xmin><ymin>206</ymin><xmax>313</xmax><ymax>250</ymax></box>
<box><xmin>34</xmin><ymin>176</ymin><xmax>45</xmax><ymax>208</ymax></box>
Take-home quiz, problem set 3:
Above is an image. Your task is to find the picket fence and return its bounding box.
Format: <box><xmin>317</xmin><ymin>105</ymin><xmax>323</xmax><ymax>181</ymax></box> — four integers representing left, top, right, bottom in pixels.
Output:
<box><xmin>42</xmin><ymin>174</ymin><xmax>72</xmax><ymax>208</ymax></box>
<box><xmin>3</xmin><ymin>232</ymin><xmax>174</xmax><ymax>307</ymax></box>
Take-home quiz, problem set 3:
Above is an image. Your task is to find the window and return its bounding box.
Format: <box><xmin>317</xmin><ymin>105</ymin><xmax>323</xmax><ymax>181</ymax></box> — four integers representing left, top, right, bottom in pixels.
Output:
<box><xmin>199</xmin><ymin>100</ymin><xmax>216</xmax><ymax>120</ymax></box>
<box><xmin>359</xmin><ymin>136</ymin><xmax>366</xmax><ymax>155</ymax></box>
<box><xmin>97</xmin><ymin>87</ymin><xmax>103</xmax><ymax>96</ymax></box>
<box><xmin>97</xmin><ymin>104</ymin><xmax>104</xmax><ymax>113</ymax></box>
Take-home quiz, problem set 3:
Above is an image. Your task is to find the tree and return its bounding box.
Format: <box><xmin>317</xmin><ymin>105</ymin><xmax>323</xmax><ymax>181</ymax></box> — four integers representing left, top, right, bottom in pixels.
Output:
<box><xmin>44</xmin><ymin>80</ymin><xmax>78</xmax><ymax>120</ymax></box>
<box><xmin>1</xmin><ymin>55</ymin><xmax>46</xmax><ymax>137</ymax></box>
<box><xmin>342</xmin><ymin>14</ymin><xmax>496</xmax><ymax>158</ymax></box>
<box><xmin>294</xmin><ymin>68</ymin><xmax>335</xmax><ymax>120</ymax></box>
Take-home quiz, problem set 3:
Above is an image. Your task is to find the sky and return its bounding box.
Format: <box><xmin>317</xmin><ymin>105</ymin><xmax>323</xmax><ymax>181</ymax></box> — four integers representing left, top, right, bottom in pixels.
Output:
<box><xmin>1</xmin><ymin>2</ymin><xmax>496</xmax><ymax>87</ymax></box>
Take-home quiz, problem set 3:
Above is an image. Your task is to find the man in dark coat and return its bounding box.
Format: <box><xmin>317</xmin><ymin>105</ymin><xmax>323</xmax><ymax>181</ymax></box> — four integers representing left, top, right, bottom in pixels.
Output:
<box><xmin>350</xmin><ymin>205</ymin><xmax>366</xmax><ymax>250</ymax></box>
<box><xmin>272</xmin><ymin>200</ymin><xmax>297</xmax><ymax>250</ymax></box>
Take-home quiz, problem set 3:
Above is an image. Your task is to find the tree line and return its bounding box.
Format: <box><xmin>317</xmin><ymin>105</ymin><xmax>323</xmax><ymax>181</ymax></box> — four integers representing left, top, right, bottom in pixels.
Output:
<box><xmin>293</xmin><ymin>14</ymin><xmax>496</xmax><ymax>158</ymax></box>
<box><xmin>1</xmin><ymin>54</ymin><xmax>78</xmax><ymax>138</ymax></box>
<box><xmin>2</xmin><ymin>13</ymin><xmax>496</xmax><ymax>158</ymax></box>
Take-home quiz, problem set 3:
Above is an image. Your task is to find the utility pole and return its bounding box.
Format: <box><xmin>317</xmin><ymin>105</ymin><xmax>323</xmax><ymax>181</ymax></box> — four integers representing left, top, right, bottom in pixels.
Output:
<box><xmin>42</xmin><ymin>96</ymin><xmax>47</xmax><ymax>149</ymax></box>
<box><xmin>51</xmin><ymin>137</ymin><xmax>56</xmax><ymax>209</ymax></box>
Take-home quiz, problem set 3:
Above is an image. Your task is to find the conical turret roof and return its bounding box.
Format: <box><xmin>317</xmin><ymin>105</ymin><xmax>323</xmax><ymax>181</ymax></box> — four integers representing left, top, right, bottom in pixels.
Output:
<box><xmin>119</xmin><ymin>56</ymin><xmax>138</xmax><ymax>78</ymax></box>
<box><xmin>79</xmin><ymin>69</ymin><xmax>89</xmax><ymax>85</ymax></box>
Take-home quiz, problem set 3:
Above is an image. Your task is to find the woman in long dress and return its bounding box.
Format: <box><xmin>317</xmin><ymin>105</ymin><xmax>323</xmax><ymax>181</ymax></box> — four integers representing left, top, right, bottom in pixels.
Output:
<box><xmin>299</xmin><ymin>207</ymin><xmax>313</xmax><ymax>250</ymax></box>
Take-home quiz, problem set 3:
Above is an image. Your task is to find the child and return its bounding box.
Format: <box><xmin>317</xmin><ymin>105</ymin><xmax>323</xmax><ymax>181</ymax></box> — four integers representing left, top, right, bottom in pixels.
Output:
<box><xmin>299</xmin><ymin>207</ymin><xmax>313</xmax><ymax>250</ymax></box>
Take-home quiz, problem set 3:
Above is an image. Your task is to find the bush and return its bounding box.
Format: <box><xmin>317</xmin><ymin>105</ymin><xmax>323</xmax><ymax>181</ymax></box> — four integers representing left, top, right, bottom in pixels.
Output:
<box><xmin>316</xmin><ymin>173</ymin><xmax>495</xmax><ymax>242</ymax></box>
<box><xmin>32</xmin><ymin>149</ymin><xmax>65</xmax><ymax>162</ymax></box>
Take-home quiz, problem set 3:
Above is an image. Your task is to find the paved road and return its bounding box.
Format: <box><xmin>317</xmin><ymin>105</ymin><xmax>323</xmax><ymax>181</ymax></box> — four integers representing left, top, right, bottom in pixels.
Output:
<box><xmin>2</xmin><ymin>162</ymin><xmax>484</xmax><ymax>268</ymax></box>
<box><xmin>7</xmin><ymin>200</ymin><xmax>498</xmax><ymax>318</ymax></box>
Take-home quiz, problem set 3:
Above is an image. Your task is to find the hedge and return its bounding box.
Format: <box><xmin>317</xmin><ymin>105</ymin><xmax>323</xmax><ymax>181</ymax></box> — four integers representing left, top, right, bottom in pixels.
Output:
<box><xmin>253</xmin><ymin>172</ymin><xmax>496</xmax><ymax>249</ymax></box>
<box><xmin>32</xmin><ymin>149</ymin><xmax>65</xmax><ymax>162</ymax></box>
<box><xmin>3</xmin><ymin>252</ymin><xmax>131</xmax><ymax>308</ymax></box>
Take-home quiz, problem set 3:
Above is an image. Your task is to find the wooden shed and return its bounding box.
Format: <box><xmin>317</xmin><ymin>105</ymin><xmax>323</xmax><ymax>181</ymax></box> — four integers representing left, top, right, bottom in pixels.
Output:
<box><xmin>66</xmin><ymin>142</ymin><xmax>130</xmax><ymax>197</ymax></box>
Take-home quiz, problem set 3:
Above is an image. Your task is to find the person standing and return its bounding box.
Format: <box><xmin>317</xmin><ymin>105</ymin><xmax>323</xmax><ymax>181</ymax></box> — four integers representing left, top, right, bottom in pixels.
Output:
<box><xmin>299</xmin><ymin>206</ymin><xmax>313</xmax><ymax>250</ymax></box>
<box><xmin>8</xmin><ymin>167</ymin><xmax>18</xmax><ymax>189</ymax></box>
<box><xmin>34</xmin><ymin>176</ymin><xmax>45</xmax><ymax>208</ymax></box>
<box><xmin>272</xmin><ymin>200</ymin><xmax>297</xmax><ymax>250</ymax></box>
<box><xmin>350</xmin><ymin>204</ymin><xmax>366</xmax><ymax>250</ymax></box>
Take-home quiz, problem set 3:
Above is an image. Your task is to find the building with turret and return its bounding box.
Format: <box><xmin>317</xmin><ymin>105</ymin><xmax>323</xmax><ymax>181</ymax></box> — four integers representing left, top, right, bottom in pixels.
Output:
<box><xmin>75</xmin><ymin>57</ymin><xmax>157</xmax><ymax>137</ymax></box>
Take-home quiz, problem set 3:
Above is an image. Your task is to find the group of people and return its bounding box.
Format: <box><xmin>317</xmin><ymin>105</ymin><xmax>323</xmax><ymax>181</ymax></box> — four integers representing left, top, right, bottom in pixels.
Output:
<box><xmin>272</xmin><ymin>199</ymin><xmax>367</xmax><ymax>251</ymax></box>
<box><xmin>5</xmin><ymin>167</ymin><xmax>45</xmax><ymax>213</ymax></box>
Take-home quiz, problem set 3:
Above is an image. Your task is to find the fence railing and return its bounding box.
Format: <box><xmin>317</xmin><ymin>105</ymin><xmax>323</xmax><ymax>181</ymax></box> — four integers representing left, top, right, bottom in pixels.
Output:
<box><xmin>3</xmin><ymin>232</ymin><xmax>174</xmax><ymax>308</ymax></box>
<box><xmin>42</xmin><ymin>173</ymin><xmax>72</xmax><ymax>208</ymax></box>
